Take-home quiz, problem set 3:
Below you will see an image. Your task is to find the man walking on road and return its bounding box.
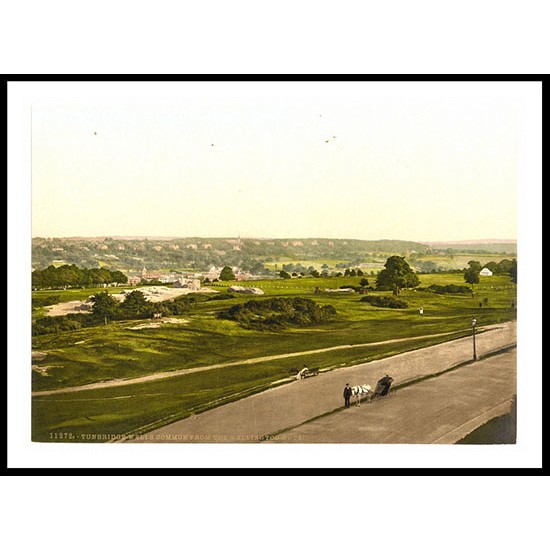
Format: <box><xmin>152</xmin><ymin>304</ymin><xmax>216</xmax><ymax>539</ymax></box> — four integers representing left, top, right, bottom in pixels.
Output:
<box><xmin>344</xmin><ymin>383</ymin><xmax>352</xmax><ymax>408</ymax></box>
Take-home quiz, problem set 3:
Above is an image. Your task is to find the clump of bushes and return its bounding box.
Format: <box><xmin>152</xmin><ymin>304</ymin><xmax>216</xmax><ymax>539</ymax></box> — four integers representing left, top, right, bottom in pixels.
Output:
<box><xmin>427</xmin><ymin>284</ymin><xmax>472</xmax><ymax>295</ymax></box>
<box><xmin>208</xmin><ymin>293</ymin><xmax>236</xmax><ymax>301</ymax></box>
<box><xmin>32</xmin><ymin>313</ymin><xmax>99</xmax><ymax>335</ymax></box>
<box><xmin>218</xmin><ymin>297</ymin><xmax>337</xmax><ymax>331</ymax></box>
<box><xmin>359</xmin><ymin>295</ymin><xmax>408</xmax><ymax>309</ymax></box>
<box><xmin>32</xmin><ymin>295</ymin><xmax>61</xmax><ymax>310</ymax></box>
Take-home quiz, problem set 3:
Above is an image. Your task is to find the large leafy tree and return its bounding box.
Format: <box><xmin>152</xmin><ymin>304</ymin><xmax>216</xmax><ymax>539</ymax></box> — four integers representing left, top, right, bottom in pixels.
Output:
<box><xmin>111</xmin><ymin>270</ymin><xmax>128</xmax><ymax>284</ymax></box>
<box><xmin>483</xmin><ymin>261</ymin><xmax>500</xmax><ymax>274</ymax></box>
<box><xmin>121</xmin><ymin>290</ymin><xmax>150</xmax><ymax>317</ymax></box>
<box><xmin>498</xmin><ymin>258</ymin><xmax>514</xmax><ymax>273</ymax></box>
<box><xmin>90</xmin><ymin>292</ymin><xmax>119</xmax><ymax>324</ymax></box>
<box><xmin>509</xmin><ymin>259</ymin><xmax>517</xmax><ymax>284</ymax></box>
<box><xmin>219</xmin><ymin>266</ymin><xmax>235</xmax><ymax>281</ymax></box>
<box><xmin>376</xmin><ymin>256</ymin><xmax>419</xmax><ymax>294</ymax></box>
<box><xmin>464</xmin><ymin>260</ymin><xmax>481</xmax><ymax>292</ymax></box>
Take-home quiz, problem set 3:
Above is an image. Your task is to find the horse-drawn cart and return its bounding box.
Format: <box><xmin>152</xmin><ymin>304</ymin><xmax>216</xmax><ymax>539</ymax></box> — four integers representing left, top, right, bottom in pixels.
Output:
<box><xmin>351</xmin><ymin>375</ymin><xmax>396</xmax><ymax>405</ymax></box>
<box><xmin>292</xmin><ymin>366</ymin><xmax>320</xmax><ymax>380</ymax></box>
<box><xmin>372</xmin><ymin>374</ymin><xmax>394</xmax><ymax>397</ymax></box>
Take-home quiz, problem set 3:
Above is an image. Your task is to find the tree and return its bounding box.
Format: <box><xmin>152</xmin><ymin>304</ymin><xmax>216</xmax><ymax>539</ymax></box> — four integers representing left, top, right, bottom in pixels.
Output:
<box><xmin>483</xmin><ymin>261</ymin><xmax>500</xmax><ymax>275</ymax></box>
<box><xmin>498</xmin><ymin>258</ymin><xmax>514</xmax><ymax>274</ymax></box>
<box><xmin>90</xmin><ymin>292</ymin><xmax>119</xmax><ymax>324</ymax></box>
<box><xmin>279</xmin><ymin>270</ymin><xmax>291</xmax><ymax>279</ymax></box>
<box><xmin>121</xmin><ymin>290</ymin><xmax>149</xmax><ymax>317</ymax></box>
<box><xmin>111</xmin><ymin>270</ymin><xmax>128</xmax><ymax>284</ymax></box>
<box><xmin>359</xmin><ymin>277</ymin><xmax>369</xmax><ymax>287</ymax></box>
<box><xmin>464</xmin><ymin>268</ymin><xmax>481</xmax><ymax>294</ymax></box>
<box><xmin>467</xmin><ymin>260</ymin><xmax>482</xmax><ymax>272</ymax></box>
<box><xmin>509</xmin><ymin>259</ymin><xmax>517</xmax><ymax>284</ymax></box>
<box><xmin>219</xmin><ymin>266</ymin><xmax>235</xmax><ymax>281</ymax></box>
<box><xmin>464</xmin><ymin>265</ymin><xmax>480</xmax><ymax>292</ymax></box>
<box><xmin>375</xmin><ymin>256</ymin><xmax>420</xmax><ymax>294</ymax></box>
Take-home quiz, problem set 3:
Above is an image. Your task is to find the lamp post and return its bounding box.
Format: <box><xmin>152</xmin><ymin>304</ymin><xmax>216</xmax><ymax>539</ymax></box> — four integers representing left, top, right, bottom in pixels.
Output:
<box><xmin>472</xmin><ymin>318</ymin><xmax>477</xmax><ymax>361</ymax></box>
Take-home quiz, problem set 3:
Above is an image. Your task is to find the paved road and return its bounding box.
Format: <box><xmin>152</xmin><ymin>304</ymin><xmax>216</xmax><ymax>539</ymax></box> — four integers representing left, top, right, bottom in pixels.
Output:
<box><xmin>269</xmin><ymin>349</ymin><xmax>516</xmax><ymax>444</ymax></box>
<box><xmin>131</xmin><ymin>321</ymin><xmax>516</xmax><ymax>444</ymax></box>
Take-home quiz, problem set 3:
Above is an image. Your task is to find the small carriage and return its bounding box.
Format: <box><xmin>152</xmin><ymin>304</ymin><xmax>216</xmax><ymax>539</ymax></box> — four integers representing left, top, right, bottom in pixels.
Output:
<box><xmin>372</xmin><ymin>374</ymin><xmax>395</xmax><ymax>398</ymax></box>
<box><xmin>351</xmin><ymin>374</ymin><xmax>395</xmax><ymax>406</ymax></box>
<box><xmin>293</xmin><ymin>366</ymin><xmax>320</xmax><ymax>380</ymax></box>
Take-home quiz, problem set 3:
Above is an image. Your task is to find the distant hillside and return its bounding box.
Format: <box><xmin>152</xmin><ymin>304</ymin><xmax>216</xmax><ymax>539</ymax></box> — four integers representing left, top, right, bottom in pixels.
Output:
<box><xmin>32</xmin><ymin>236</ymin><xmax>432</xmax><ymax>272</ymax></box>
<box><xmin>32</xmin><ymin>236</ymin><xmax>517</xmax><ymax>274</ymax></box>
<box><xmin>422</xmin><ymin>240</ymin><xmax>517</xmax><ymax>254</ymax></box>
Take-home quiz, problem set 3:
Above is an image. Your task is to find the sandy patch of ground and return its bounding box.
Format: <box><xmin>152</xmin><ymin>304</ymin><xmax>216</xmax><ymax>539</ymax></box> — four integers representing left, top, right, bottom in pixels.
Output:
<box><xmin>119</xmin><ymin>286</ymin><xmax>217</xmax><ymax>303</ymax></box>
<box><xmin>127</xmin><ymin>317</ymin><xmax>189</xmax><ymax>330</ymax></box>
<box><xmin>32</xmin><ymin>350</ymin><xmax>48</xmax><ymax>361</ymax></box>
<box><xmin>45</xmin><ymin>286</ymin><xmax>218</xmax><ymax>316</ymax></box>
<box><xmin>32</xmin><ymin>364</ymin><xmax>52</xmax><ymax>376</ymax></box>
<box><xmin>46</xmin><ymin>301</ymin><xmax>88</xmax><ymax>316</ymax></box>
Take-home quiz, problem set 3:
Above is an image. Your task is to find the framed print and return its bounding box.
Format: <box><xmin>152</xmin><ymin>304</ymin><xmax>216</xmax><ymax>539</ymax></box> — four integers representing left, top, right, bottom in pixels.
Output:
<box><xmin>7</xmin><ymin>78</ymin><xmax>543</xmax><ymax>470</ymax></box>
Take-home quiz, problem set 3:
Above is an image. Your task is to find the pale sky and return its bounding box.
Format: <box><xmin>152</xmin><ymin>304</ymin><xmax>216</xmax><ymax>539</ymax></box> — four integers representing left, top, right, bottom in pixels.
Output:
<box><xmin>31</xmin><ymin>82</ymin><xmax>521</xmax><ymax>241</ymax></box>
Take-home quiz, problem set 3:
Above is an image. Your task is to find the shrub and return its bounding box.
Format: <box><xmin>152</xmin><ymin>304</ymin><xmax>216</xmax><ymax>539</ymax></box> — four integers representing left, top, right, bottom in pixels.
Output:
<box><xmin>218</xmin><ymin>297</ymin><xmax>337</xmax><ymax>330</ymax></box>
<box><xmin>32</xmin><ymin>295</ymin><xmax>60</xmax><ymax>309</ymax></box>
<box><xmin>359</xmin><ymin>295</ymin><xmax>408</xmax><ymax>309</ymax></box>
<box><xmin>208</xmin><ymin>293</ymin><xmax>236</xmax><ymax>301</ymax></box>
<box><xmin>427</xmin><ymin>284</ymin><xmax>472</xmax><ymax>295</ymax></box>
<box><xmin>32</xmin><ymin>315</ymin><xmax>86</xmax><ymax>335</ymax></box>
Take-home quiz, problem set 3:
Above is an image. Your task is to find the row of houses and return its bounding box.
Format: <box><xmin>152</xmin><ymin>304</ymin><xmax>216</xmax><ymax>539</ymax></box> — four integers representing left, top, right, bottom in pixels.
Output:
<box><xmin>125</xmin><ymin>266</ymin><xmax>258</xmax><ymax>287</ymax></box>
<box><xmin>126</xmin><ymin>268</ymin><xmax>201</xmax><ymax>287</ymax></box>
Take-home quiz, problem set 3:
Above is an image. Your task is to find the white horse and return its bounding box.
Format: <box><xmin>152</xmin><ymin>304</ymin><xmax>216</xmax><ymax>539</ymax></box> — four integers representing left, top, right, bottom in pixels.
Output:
<box><xmin>351</xmin><ymin>384</ymin><xmax>373</xmax><ymax>406</ymax></box>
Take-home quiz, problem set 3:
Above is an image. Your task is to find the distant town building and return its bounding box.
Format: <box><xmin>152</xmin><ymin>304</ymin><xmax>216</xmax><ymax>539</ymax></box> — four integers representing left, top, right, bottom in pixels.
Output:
<box><xmin>235</xmin><ymin>270</ymin><xmax>251</xmax><ymax>281</ymax></box>
<box><xmin>173</xmin><ymin>278</ymin><xmax>201</xmax><ymax>291</ymax></box>
<box><xmin>204</xmin><ymin>266</ymin><xmax>222</xmax><ymax>280</ymax></box>
<box><xmin>141</xmin><ymin>267</ymin><xmax>164</xmax><ymax>281</ymax></box>
<box><xmin>480</xmin><ymin>268</ymin><xmax>493</xmax><ymax>276</ymax></box>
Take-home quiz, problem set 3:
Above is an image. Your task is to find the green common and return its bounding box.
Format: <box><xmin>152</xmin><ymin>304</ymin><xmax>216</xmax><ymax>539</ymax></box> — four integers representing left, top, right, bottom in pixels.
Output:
<box><xmin>32</xmin><ymin>273</ymin><xmax>516</xmax><ymax>442</ymax></box>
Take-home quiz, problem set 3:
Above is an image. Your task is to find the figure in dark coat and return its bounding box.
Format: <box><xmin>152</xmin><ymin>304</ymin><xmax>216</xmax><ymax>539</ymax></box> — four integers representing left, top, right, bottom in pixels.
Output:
<box><xmin>343</xmin><ymin>383</ymin><xmax>352</xmax><ymax>408</ymax></box>
<box><xmin>374</xmin><ymin>374</ymin><xmax>394</xmax><ymax>397</ymax></box>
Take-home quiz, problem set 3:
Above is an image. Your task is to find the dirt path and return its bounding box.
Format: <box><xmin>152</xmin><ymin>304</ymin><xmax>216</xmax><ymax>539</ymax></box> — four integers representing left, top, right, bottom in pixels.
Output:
<box><xmin>128</xmin><ymin>321</ymin><xmax>516</xmax><ymax>443</ymax></box>
<box><xmin>32</xmin><ymin>326</ymin><xmax>491</xmax><ymax>397</ymax></box>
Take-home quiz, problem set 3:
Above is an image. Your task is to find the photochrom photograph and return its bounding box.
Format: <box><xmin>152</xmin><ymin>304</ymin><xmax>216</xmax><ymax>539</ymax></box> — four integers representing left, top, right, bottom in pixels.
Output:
<box><xmin>29</xmin><ymin>81</ymin><xmax>525</xmax><ymax>447</ymax></box>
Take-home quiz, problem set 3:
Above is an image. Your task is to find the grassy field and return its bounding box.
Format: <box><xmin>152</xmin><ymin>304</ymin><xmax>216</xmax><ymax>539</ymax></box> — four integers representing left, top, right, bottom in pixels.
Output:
<box><xmin>31</xmin><ymin>273</ymin><xmax>516</xmax><ymax>441</ymax></box>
